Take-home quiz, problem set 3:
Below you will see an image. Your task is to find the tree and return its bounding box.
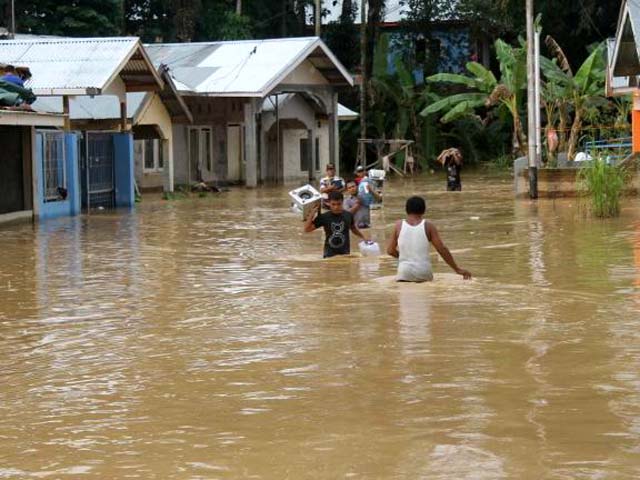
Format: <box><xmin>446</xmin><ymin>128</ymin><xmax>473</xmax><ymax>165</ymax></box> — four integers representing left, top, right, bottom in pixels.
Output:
<box><xmin>16</xmin><ymin>0</ymin><xmax>124</xmax><ymax>36</ymax></box>
<box><xmin>541</xmin><ymin>42</ymin><xmax>606</xmax><ymax>159</ymax></box>
<box><xmin>423</xmin><ymin>39</ymin><xmax>528</xmax><ymax>155</ymax></box>
<box><xmin>125</xmin><ymin>0</ymin><xmax>175</xmax><ymax>41</ymax></box>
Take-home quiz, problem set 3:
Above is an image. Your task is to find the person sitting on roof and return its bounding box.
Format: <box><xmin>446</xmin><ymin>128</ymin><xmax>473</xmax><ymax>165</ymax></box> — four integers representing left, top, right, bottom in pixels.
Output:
<box><xmin>1</xmin><ymin>65</ymin><xmax>25</xmax><ymax>87</ymax></box>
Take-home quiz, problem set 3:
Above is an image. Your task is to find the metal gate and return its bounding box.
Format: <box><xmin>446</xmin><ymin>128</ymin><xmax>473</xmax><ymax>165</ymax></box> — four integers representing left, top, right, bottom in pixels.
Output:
<box><xmin>80</xmin><ymin>132</ymin><xmax>115</xmax><ymax>210</ymax></box>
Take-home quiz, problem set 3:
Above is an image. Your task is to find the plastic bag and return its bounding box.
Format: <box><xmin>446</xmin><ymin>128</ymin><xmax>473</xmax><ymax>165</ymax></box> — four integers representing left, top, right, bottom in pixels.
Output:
<box><xmin>359</xmin><ymin>240</ymin><xmax>381</xmax><ymax>257</ymax></box>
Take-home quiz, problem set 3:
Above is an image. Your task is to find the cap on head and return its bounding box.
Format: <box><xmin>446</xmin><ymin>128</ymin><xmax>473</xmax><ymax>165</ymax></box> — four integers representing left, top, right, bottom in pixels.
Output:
<box><xmin>355</xmin><ymin>165</ymin><xmax>365</xmax><ymax>173</ymax></box>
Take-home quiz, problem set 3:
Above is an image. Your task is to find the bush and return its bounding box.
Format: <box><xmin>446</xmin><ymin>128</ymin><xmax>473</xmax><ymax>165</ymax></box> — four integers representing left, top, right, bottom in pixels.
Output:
<box><xmin>577</xmin><ymin>158</ymin><xmax>629</xmax><ymax>217</ymax></box>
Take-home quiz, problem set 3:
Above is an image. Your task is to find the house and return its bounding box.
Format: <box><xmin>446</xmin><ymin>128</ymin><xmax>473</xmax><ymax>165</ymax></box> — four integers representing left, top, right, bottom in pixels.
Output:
<box><xmin>608</xmin><ymin>0</ymin><xmax>640</xmax><ymax>153</ymax></box>
<box><xmin>308</xmin><ymin>0</ymin><xmax>491</xmax><ymax>77</ymax></box>
<box><xmin>0</xmin><ymin>109</ymin><xmax>77</xmax><ymax>225</ymax></box>
<box><xmin>0</xmin><ymin>37</ymin><xmax>163</xmax><ymax>211</ymax></box>
<box><xmin>33</xmin><ymin>67</ymin><xmax>192</xmax><ymax>193</ymax></box>
<box><xmin>145</xmin><ymin>36</ymin><xmax>353</xmax><ymax>187</ymax></box>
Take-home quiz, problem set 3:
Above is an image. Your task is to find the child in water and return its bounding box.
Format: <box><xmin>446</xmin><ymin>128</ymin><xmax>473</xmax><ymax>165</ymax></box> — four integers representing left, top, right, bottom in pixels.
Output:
<box><xmin>387</xmin><ymin>196</ymin><xmax>471</xmax><ymax>281</ymax></box>
<box><xmin>305</xmin><ymin>191</ymin><xmax>367</xmax><ymax>258</ymax></box>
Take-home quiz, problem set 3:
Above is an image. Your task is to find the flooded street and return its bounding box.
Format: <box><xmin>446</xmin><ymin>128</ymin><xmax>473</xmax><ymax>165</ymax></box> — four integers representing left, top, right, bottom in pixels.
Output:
<box><xmin>1</xmin><ymin>172</ymin><xmax>640</xmax><ymax>479</ymax></box>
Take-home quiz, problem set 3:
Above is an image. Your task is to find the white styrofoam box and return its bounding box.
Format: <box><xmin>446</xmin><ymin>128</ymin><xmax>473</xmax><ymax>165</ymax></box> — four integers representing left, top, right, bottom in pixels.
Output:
<box><xmin>289</xmin><ymin>184</ymin><xmax>321</xmax><ymax>221</ymax></box>
<box><xmin>368</xmin><ymin>169</ymin><xmax>386</xmax><ymax>180</ymax></box>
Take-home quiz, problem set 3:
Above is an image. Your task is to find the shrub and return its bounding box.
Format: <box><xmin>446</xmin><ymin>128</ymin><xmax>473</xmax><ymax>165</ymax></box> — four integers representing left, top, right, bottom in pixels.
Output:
<box><xmin>577</xmin><ymin>158</ymin><xmax>629</xmax><ymax>217</ymax></box>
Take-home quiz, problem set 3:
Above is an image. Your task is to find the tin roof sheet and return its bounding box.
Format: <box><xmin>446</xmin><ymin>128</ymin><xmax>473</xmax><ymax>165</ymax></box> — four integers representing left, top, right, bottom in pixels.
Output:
<box><xmin>145</xmin><ymin>37</ymin><xmax>352</xmax><ymax>97</ymax></box>
<box><xmin>0</xmin><ymin>37</ymin><xmax>152</xmax><ymax>95</ymax></box>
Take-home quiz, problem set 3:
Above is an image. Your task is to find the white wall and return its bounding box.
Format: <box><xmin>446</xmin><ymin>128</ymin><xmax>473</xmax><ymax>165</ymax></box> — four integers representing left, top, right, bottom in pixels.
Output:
<box><xmin>133</xmin><ymin>93</ymin><xmax>175</xmax><ymax>191</ymax></box>
<box><xmin>282</xmin><ymin>129</ymin><xmax>309</xmax><ymax>183</ymax></box>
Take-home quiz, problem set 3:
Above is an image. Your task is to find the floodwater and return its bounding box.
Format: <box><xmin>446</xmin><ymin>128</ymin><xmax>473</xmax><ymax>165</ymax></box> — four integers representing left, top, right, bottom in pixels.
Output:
<box><xmin>1</xmin><ymin>172</ymin><xmax>640</xmax><ymax>479</ymax></box>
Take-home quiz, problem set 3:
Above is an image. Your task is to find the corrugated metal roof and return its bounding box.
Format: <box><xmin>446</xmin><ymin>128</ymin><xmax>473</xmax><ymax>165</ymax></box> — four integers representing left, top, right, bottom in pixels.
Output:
<box><xmin>145</xmin><ymin>37</ymin><xmax>353</xmax><ymax>97</ymax></box>
<box><xmin>0</xmin><ymin>37</ymin><xmax>156</xmax><ymax>95</ymax></box>
<box><xmin>338</xmin><ymin>103</ymin><xmax>358</xmax><ymax>120</ymax></box>
<box><xmin>33</xmin><ymin>92</ymin><xmax>147</xmax><ymax>120</ymax></box>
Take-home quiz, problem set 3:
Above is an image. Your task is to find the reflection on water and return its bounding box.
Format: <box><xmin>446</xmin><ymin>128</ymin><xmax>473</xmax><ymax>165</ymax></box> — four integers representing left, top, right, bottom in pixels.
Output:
<box><xmin>1</xmin><ymin>173</ymin><xmax>640</xmax><ymax>478</ymax></box>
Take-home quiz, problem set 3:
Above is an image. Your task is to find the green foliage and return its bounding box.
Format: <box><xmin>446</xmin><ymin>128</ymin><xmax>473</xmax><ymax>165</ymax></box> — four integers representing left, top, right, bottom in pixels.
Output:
<box><xmin>17</xmin><ymin>0</ymin><xmax>124</xmax><ymax>36</ymax></box>
<box><xmin>578</xmin><ymin>158</ymin><xmax>628</xmax><ymax>218</ymax></box>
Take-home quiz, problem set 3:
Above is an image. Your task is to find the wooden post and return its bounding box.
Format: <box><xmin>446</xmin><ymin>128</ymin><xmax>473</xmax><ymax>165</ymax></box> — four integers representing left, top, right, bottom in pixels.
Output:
<box><xmin>62</xmin><ymin>96</ymin><xmax>70</xmax><ymax>131</ymax></box>
<box><xmin>120</xmin><ymin>101</ymin><xmax>127</xmax><ymax>131</ymax></box>
<box><xmin>315</xmin><ymin>0</ymin><xmax>321</xmax><ymax>36</ymax></box>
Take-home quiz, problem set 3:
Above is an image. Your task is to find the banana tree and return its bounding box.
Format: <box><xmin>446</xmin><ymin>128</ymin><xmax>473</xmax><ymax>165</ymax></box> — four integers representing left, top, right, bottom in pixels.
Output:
<box><xmin>371</xmin><ymin>57</ymin><xmax>430</xmax><ymax>165</ymax></box>
<box><xmin>422</xmin><ymin>39</ymin><xmax>528</xmax><ymax>156</ymax></box>
<box><xmin>540</xmin><ymin>42</ymin><xmax>606</xmax><ymax>159</ymax></box>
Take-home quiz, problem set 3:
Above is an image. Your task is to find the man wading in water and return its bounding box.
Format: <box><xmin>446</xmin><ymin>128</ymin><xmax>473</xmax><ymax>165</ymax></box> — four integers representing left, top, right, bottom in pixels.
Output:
<box><xmin>387</xmin><ymin>196</ymin><xmax>471</xmax><ymax>281</ymax></box>
<box><xmin>305</xmin><ymin>191</ymin><xmax>367</xmax><ymax>258</ymax></box>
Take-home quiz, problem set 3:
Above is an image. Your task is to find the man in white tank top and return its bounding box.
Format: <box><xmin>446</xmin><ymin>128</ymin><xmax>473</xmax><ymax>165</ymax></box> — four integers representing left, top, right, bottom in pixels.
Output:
<box><xmin>387</xmin><ymin>196</ymin><xmax>471</xmax><ymax>282</ymax></box>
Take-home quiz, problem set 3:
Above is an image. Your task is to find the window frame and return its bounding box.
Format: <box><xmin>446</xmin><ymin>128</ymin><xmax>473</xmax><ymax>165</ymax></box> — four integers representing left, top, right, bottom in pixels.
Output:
<box><xmin>141</xmin><ymin>138</ymin><xmax>164</xmax><ymax>173</ymax></box>
<box><xmin>41</xmin><ymin>130</ymin><xmax>67</xmax><ymax>202</ymax></box>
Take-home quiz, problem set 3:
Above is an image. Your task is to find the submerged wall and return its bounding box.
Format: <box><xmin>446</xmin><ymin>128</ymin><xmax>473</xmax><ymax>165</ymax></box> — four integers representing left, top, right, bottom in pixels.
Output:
<box><xmin>514</xmin><ymin>161</ymin><xmax>640</xmax><ymax>198</ymax></box>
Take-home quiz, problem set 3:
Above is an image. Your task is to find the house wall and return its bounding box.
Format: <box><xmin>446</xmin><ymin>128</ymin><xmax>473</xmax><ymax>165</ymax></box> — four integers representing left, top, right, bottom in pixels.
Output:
<box><xmin>114</xmin><ymin>133</ymin><xmax>135</xmax><ymax>208</ymax></box>
<box><xmin>261</xmin><ymin>95</ymin><xmax>332</xmax><ymax>184</ymax></box>
<box><xmin>134</xmin><ymin>93</ymin><xmax>175</xmax><ymax>191</ymax></box>
<box><xmin>172</xmin><ymin>97</ymin><xmax>244</xmax><ymax>185</ymax></box>
<box><xmin>35</xmin><ymin>132</ymin><xmax>81</xmax><ymax>220</ymax></box>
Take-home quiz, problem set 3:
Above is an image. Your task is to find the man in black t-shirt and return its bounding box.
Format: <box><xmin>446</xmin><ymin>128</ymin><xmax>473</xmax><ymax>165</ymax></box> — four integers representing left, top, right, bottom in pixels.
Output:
<box><xmin>304</xmin><ymin>191</ymin><xmax>367</xmax><ymax>258</ymax></box>
<box><xmin>446</xmin><ymin>160</ymin><xmax>462</xmax><ymax>191</ymax></box>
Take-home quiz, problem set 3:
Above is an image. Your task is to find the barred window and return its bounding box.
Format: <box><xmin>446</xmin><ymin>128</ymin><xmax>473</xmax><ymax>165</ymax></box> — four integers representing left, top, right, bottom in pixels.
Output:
<box><xmin>42</xmin><ymin>131</ymin><xmax>66</xmax><ymax>202</ymax></box>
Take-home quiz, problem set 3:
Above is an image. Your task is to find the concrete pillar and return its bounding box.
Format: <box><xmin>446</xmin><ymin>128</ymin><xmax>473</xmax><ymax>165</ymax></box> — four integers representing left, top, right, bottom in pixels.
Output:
<box><xmin>114</xmin><ymin>133</ymin><xmax>135</xmax><ymax>208</ymax></box>
<box><xmin>244</xmin><ymin>99</ymin><xmax>258</xmax><ymax>187</ymax></box>
<box><xmin>633</xmin><ymin>94</ymin><xmax>640</xmax><ymax>154</ymax></box>
<box><xmin>163</xmin><ymin>138</ymin><xmax>174</xmax><ymax>192</ymax></box>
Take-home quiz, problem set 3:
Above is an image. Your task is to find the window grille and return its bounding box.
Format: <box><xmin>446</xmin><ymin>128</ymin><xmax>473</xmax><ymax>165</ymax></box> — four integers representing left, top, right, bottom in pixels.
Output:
<box><xmin>42</xmin><ymin>131</ymin><xmax>66</xmax><ymax>202</ymax></box>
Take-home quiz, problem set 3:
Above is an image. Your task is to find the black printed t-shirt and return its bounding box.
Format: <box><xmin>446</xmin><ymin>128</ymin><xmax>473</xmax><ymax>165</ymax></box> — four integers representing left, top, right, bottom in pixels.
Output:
<box><xmin>314</xmin><ymin>211</ymin><xmax>353</xmax><ymax>258</ymax></box>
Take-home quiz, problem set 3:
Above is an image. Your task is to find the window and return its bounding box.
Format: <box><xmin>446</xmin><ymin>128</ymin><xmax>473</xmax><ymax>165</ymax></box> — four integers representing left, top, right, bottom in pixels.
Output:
<box><xmin>42</xmin><ymin>131</ymin><xmax>66</xmax><ymax>202</ymax></box>
<box><xmin>188</xmin><ymin>127</ymin><xmax>213</xmax><ymax>176</ymax></box>
<box><xmin>300</xmin><ymin>138</ymin><xmax>310</xmax><ymax>172</ymax></box>
<box><xmin>144</xmin><ymin>139</ymin><xmax>155</xmax><ymax>170</ymax></box>
<box><xmin>203</xmin><ymin>128</ymin><xmax>212</xmax><ymax>171</ymax></box>
<box><xmin>141</xmin><ymin>139</ymin><xmax>164</xmax><ymax>172</ymax></box>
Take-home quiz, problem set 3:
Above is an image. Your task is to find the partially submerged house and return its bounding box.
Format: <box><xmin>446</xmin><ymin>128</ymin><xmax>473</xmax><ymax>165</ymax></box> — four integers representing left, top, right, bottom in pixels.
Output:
<box><xmin>307</xmin><ymin>0</ymin><xmax>491</xmax><ymax>79</ymax></box>
<box><xmin>145</xmin><ymin>36</ymin><xmax>353</xmax><ymax>187</ymax></box>
<box><xmin>0</xmin><ymin>109</ymin><xmax>75</xmax><ymax>224</ymax></box>
<box><xmin>0</xmin><ymin>37</ymin><xmax>163</xmax><ymax>212</ymax></box>
<box><xmin>33</xmin><ymin>67</ymin><xmax>192</xmax><ymax>193</ymax></box>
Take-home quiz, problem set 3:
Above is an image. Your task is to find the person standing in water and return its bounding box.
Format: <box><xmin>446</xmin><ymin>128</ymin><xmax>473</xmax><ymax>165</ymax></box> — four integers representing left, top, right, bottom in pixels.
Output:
<box><xmin>319</xmin><ymin>163</ymin><xmax>345</xmax><ymax>210</ymax></box>
<box><xmin>387</xmin><ymin>196</ymin><xmax>471</xmax><ymax>281</ymax></box>
<box><xmin>305</xmin><ymin>191</ymin><xmax>367</xmax><ymax>258</ymax></box>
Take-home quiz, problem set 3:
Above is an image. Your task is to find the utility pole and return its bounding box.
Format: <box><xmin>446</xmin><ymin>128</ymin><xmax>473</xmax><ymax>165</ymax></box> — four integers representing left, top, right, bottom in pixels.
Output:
<box><xmin>359</xmin><ymin>0</ymin><xmax>366</xmax><ymax>166</ymax></box>
<box><xmin>534</xmin><ymin>26</ymin><xmax>542</xmax><ymax>167</ymax></box>
<box><xmin>526</xmin><ymin>0</ymin><xmax>538</xmax><ymax>199</ymax></box>
<box><xmin>315</xmin><ymin>0</ymin><xmax>321</xmax><ymax>36</ymax></box>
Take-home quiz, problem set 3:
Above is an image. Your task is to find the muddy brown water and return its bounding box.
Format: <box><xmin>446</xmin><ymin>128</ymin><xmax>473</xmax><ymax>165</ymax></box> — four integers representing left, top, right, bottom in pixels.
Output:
<box><xmin>1</xmin><ymin>172</ymin><xmax>640</xmax><ymax>479</ymax></box>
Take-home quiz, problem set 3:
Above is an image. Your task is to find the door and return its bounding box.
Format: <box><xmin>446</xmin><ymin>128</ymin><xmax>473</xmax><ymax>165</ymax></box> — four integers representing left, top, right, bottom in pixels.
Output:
<box><xmin>227</xmin><ymin>124</ymin><xmax>243</xmax><ymax>182</ymax></box>
<box><xmin>81</xmin><ymin>132</ymin><xmax>115</xmax><ymax>210</ymax></box>
<box><xmin>188</xmin><ymin>127</ymin><xmax>200</xmax><ymax>183</ymax></box>
<box><xmin>0</xmin><ymin>126</ymin><xmax>25</xmax><ymax>214</ymax></box>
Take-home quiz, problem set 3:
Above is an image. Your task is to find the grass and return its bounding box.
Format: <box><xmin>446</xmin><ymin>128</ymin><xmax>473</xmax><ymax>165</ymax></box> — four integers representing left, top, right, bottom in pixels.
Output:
<box><xmin>577</xmin><ymin>158</ymin><xmax>629</xmax><ymax>218</ymax></box>
<box><xmin>483</xmin><ymin>154</ymin><xmax>513</xmax><ymax>171</ymax></box>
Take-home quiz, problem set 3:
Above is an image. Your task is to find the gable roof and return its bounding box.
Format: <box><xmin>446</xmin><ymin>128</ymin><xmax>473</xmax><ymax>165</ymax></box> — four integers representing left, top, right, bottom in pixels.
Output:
<box><xmin>611</xmin><ymin>0</ymin><xmax>640</xmax><ymax>77</ymax></box>
<box><xmin>145</xmin><ymin>36</ymin><xmax>353</xmax><ymax>98</ymax></box>
<box><xmin>0</xmin><ymin>37</ymin><xmax>163</xmax><ymax>95</ymax></box>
